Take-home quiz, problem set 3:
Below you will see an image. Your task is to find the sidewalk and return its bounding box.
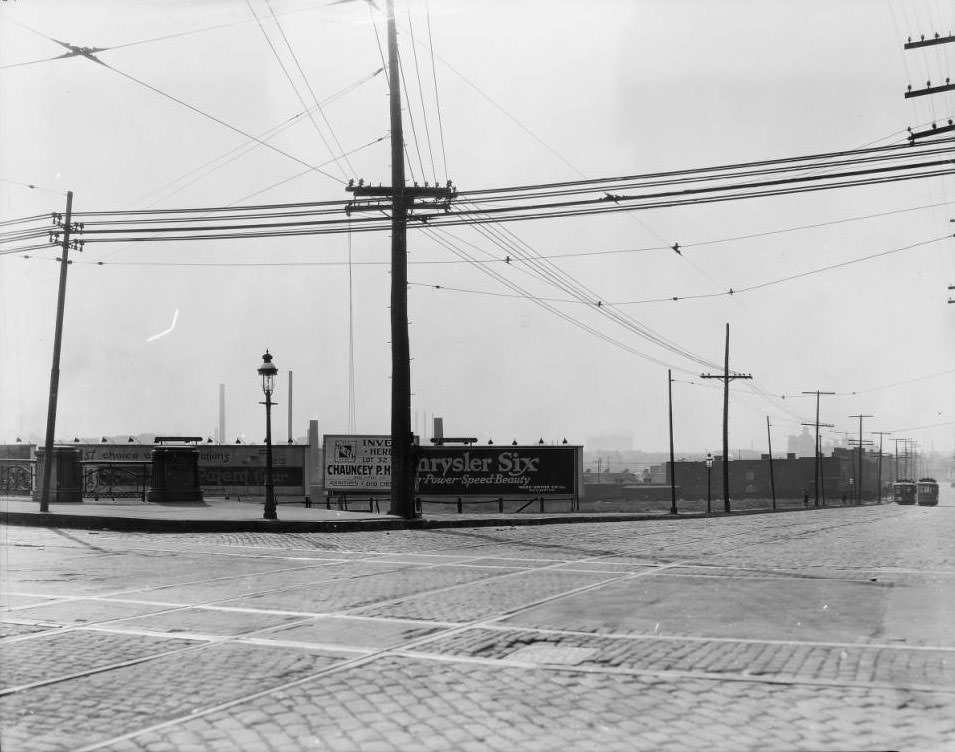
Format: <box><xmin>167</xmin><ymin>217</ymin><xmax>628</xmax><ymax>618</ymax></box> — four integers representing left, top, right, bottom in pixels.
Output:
<box><xmin>0</xmin><ymin>495</ymin><xmax>707</xmax><ymax>533</ymax></box>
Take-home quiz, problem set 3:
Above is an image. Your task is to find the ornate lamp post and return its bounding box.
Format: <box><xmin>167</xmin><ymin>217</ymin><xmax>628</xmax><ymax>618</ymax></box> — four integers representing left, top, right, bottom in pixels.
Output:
<box><xmin>705</xmin><ymin>452</ymin><xmax>714</xmax><ymax>515</ymax></box>
<box><xmin>257</xmin><ymin>350</ymin><xmax>278</xmax><ymax>520</ymax></box>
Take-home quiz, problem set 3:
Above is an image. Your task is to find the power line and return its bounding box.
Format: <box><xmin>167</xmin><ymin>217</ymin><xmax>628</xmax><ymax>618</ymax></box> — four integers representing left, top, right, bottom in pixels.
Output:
<box><xmin>245</xmin><ymin>0</ymin><xmax>349</xmax><ymax>180</ymax></box>
<box><xmin>424</xmin><ymin>0</ymin><xmax>448</xmax><ymax>182</ymax></box>
<box><xmin>452</xmin><ymin>204</ymin><xmax>721</xmax><ymax>370</ymax></box>
<box><xmin>101</xmin><ymin>60</ymin><xmax>344</xmax><ymax>184</ymax></box>
<box><xmin>396</xmin><ymin>47</ymin><xmax>426</xmax><ymax>183</ymax></box>
<box><xmin>405</xmin><ymin>4</ymin><xmax>437</xmax><ymax>183</ymax></box>
<box><xmin>8</xmin><ymin>20</ymin><xmax>347</xmax><ymax>187</ymax></box>
<box><xmin>420</xmin><ymin>226</ymin><xmax>699</xmax><ymax>376</ymax></box>
<box><xmin>0</xmin><ymin>178</ymin><xmax>66</xmax><ymax>196</ymax></box>
<box><xmin>460</xmin><ymin>137</ymin><xmax>955</xmax><ymax>197</ymax></box>
<box><xmin>265</xmin><ymin>0</ymin><xmax>357</xmax><ymax>177</ymax></box>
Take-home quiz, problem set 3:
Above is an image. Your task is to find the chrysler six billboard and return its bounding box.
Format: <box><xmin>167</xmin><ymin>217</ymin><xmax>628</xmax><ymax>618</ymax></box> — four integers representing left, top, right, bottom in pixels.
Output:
<box><xmin>323</xmin><ymin>435</ymin><xmax>579</xmax><ymax>497</ymax></box>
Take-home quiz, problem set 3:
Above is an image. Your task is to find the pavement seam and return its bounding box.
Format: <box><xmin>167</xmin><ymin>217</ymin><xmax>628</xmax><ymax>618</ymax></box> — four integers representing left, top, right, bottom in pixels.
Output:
<box><xmin>70</xmin><ymin>562</ymin><xmax>680</xmax><ymax>752</ymax></box>
<box><xmin>0</xmin><ymin>552</ymin><xmax>499</xmax><ymax>640</ymax></box>
<box><xmin>469</xmin><ymin>623</ymin><xmax>955</xmax><ymax>653</ymax></box>
<box><xmin>391</xmin><ymin>648</ymin><xmax>955</xmax><ymax>695</ymax></box>
<box><xmin>0</xmin><ymin>558</ymin><xmax>355</xmax><ymax>609</ymax></box>
<box><xmin>9</xmin><ymin>505</ymin><xmax>950</xmax><ymax>752</ymax></box>
<box><xmin>1</xmin><ymin>549</ymin><xmax>574</xmax><ymax>690</ymax></box>
<box><xmin>65</xmin><ymin>550</ymin><xmax>677</xmax><ymax>751</ymax></box>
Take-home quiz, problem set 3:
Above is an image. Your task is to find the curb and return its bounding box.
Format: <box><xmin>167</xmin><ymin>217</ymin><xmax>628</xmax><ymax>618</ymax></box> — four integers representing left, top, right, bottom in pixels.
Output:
<box><xmin>0</xmin><ymin>501</ymin><xmax>882</xmax><ymax>534</ymax></box>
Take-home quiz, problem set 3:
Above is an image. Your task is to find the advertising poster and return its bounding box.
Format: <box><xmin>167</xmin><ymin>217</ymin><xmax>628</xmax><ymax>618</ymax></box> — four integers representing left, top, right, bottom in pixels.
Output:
<box><xmin>72</xmin><ymin>443</ymin><xmax>306</xmax><ymax>495</ymax></box>
<box><xmin>416</xmin><ymin>445</ymin><xmax>578</xmax><ymax>497</ymax></box>
<box><xmin>323</xmin><ymin>434</ymin><xmax>392</xmax><ymax>492</ymax></box>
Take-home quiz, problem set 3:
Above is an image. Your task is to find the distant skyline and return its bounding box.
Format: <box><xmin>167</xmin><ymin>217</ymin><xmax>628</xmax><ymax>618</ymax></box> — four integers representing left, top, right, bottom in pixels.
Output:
<box><xmin>1</xmin><ymin>0</ymin><xmax>953</xmax><ymax>456</ymax></box>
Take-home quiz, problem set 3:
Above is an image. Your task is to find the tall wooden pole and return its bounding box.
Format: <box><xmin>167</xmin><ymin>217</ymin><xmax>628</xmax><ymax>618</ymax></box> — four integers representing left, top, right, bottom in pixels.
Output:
<box><xmin>850</xmin><ymin>413</ymin><xmax>872</xmax><ymax>504</ymax></box>
<box><xmin>386</xmin><ymin>0</ymin><xmax>414</xmax><ymax>518</ymax></box>
<box><xmin>39</xmin><ymin>190</ymin><xmax>74</xmax><ymax>513</ymax></box>
<box><xmin>801</xmin><ymin>391</ymin><xmax>834</xmax><ymax>506</ymax></box>
<box><xmin>872</xmin><ymin>431</ymin><xmax>891</xmax><ymax>503</ymax></box>
<box><xmin>667</xmin><ymin>369</ymin><xmax>677</xmax><ymax>515</ymax></box>
<box><xmin>767</xmin><ymin>416</ymin><xmax>777</xmax><ymax>511</ymax></box>
<box><xmin>721</xmin><ymin>325</ymin><xmax>729</xmax><ymax>511</ymax></box>
<box><xmin>701</xmin><ymin>324</ymin><xmax>750</xmax><ymax>513</ymax></box>
<box><xmin>345</xmin><ymin>2</ymin><xmax>454</xmax><ymax>518</ymax></box>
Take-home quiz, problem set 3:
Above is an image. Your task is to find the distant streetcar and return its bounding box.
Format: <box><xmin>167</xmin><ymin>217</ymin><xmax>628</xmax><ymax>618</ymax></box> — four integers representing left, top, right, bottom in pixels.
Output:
<box><xmin>892</xmin><ymin>480</ymin><xmax>917</xmax><ymax>505</ymax></box>
<box><xmin>916</xmin><ymin>478</ymin><xmax>939</xmax><ymax>507</ymax></box>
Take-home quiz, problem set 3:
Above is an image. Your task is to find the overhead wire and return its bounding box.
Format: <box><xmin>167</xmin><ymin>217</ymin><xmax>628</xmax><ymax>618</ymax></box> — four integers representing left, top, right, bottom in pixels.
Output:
<box><xmin>444</xmin><ymin>204</ymin><xmax>722</xmax><ymax>370</ymax></box>
<box><xmin>6</xmin><ymin>164</ymin><xmax>952</xmax><ymax>247</ymax></box>
<box><xmin>396</xmin><ymin>47</ymin><xmax>426</xmax><ymax>184</ymax></box>
<box><xmin>420</xmin><ymin>226</ymin><xmax>699</xmax><ymax>376</ymax></box>
<box><xmin>0</xmin><ymin>178</ymin><xmax>65</xmax><ymax>197</ymax></box>
<box><xmin>226</xmin><ymin>135</ymin><xmax>387</xmax><ymax>206</ymax></box>
<box><xmin>395</xmin><ymin>233</ymin><xmax>949</xmax><ymax>306</ymax></box>
<box><xmin>132</xmin><ymin>67</ymin><xmax>383</xmax><ymax>208</ymax></box>
<box><xmin>6</xmin><ymin>18</ymin><xmax>346</xmax><ymax>187</ymax></box>
<box><xmin>405</xmin><ymin>4</ymin><xmax>437</xmax><ymax>182</ymax></box>
<box><xmin>103</xmin><ymin>59</ymin><xmax>343</xmax><ymax>183</ymax></box>
<box><xmin>245</xmin><ymin>0</ymin><xmax>349</xmax><ymax>180</ymax></box>
<box><xmin>264</xmin><ymin>0</ymin><xmax>357</xmax><ymax>178</ymax></box>
<box><xmin>3</xmin><ymin>147</ymin><xmax>951</xmax><ymax>249</ymax></box>
<box><xmin>424</xmin><ymin>0</ymin><xmax>449</xmax><ymax>181</ymax></box>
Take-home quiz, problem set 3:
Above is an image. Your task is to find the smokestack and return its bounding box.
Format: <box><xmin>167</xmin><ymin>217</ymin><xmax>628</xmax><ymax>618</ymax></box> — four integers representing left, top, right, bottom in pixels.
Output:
<box><xmin>218</xmin><ymin>384</ymin><xmax>225</xmax><ymax>444</ymax></box>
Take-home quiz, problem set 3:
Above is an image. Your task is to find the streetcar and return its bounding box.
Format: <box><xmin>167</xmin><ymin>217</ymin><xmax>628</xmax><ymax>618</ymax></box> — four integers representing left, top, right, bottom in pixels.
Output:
<box><xmin>892</xmin><ymin>480</ymin><xmax>917</xmax><ymax>505</ymax></box>
<box><xmin>916</xmin><ymin>477</ymin><xmax>939</xmax><ymax>507</ymax></box>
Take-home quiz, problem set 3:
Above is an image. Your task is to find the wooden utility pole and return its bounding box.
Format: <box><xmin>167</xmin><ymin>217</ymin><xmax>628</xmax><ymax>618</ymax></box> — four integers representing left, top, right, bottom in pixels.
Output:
<box><xmin>891</xmin><ymin>437</ymin><xmax>906</xmax><ymax>480</ymax></box>
<box><xmin>39</xmin><ymin>191</ymin><xmax>78</xmax><ymax>513</ymax></box>
<box><xmin>667</xmin><ymin>369</ymin><xmax>677</xmax><ymax>515</ymax></box>
<box><xmin>766</xmin><ymin>416</ymin><xmax>776</xmax><ymax>511</ymax></box>
<box><xmin>801</xmin><ymin>390</ymin><xmax>834</xmax><ymax>506</ymax></box>
<box><xmin>849</xmin><ymin>414</ymin><xmax>873</xmax><ymax>503</ymax></box>
<box><xmin>345</xmin><ymin>0</ymin><xmax>455</xmax><ymax>518</ymax></box>
<box><xmin>700</xmin><ymin>323</ymin><xmax>751</xmax><ymax>513</ymax></box>
<box><xmin>871</xmin><ymin>431</ymin><xmax>891</xmax><ymax>503</ymax></box>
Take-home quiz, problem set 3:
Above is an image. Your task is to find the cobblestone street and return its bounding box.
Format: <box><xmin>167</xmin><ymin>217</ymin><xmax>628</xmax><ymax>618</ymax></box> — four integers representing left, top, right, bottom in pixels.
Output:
<box><xmin>2</xmin><ymin>500</ymin><xmax>954</xmax><ymax>751</ymax></box>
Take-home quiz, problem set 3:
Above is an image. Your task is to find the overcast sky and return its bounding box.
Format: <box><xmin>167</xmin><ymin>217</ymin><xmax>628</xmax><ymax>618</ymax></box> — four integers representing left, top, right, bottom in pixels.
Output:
<box><xmin>1</xmin><ymin>0</ymin><xmax>953</xmax><ymax>457</ymax></box>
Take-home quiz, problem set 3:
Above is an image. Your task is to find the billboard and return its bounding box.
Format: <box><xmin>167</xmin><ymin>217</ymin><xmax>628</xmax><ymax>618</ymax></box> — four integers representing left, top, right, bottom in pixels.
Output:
<box><xmin>197</xmin><ymin>445</ymin><xmax>305</xmax><ymax>491</ymax></box>
<box><xmin>323</xmin><ymin>435</ymin><xmax>392</xmax><ymax>492</ymax></box>
<box><xmin>416</xmin><ymin>446</ymin><xmax>579</xmax><ymax>496</ymax></box>
<box><xmin>72</xmin><ymin>443</ymin><xmax>307</xmax><ymax>495</ymax></box>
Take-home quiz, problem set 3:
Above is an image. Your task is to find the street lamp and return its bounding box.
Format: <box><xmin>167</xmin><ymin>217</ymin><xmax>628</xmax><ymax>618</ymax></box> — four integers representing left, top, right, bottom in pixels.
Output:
<box><xmin>257</xmin><ymin>350</ymin><xmax>278</xmax><ymax>520</ymax></box>
<box><xmin>705</xmin><ymin>452</ymin><xmax>714</xmax><ymax>515</ymax></box>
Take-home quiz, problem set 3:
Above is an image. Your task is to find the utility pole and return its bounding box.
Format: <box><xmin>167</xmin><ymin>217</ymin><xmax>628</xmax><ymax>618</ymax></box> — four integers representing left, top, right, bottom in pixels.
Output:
<box><xmin>345</xmin><ymin>0</ymin><xmax>455</xmax><ymax>519</ymax></box>
<box><xmin>800</xmin><ymin>390</ymin><xmax>834</xmax><ymax>506</ymax></box>
<box><xmin>871</xmin><ymin>431</ymin><xmax>891</xmax><ymax>503</ymax></box>
<box><xmin>891</xmin><ymin>437</ymin><xmax>907</xmax><ymax>480</ymax></box>
<box><xmin>904</xmin><ymin>32</ymin><xmax>955</xmax><ymax>141</ymax></box>
<box><xmin>848</xmin><ymin>414</ymin><xmax>873</xmax><ymax>504</ymax></box>
<box><xmin>39</xmin><ymin>191</ymin><xmax>80</xmax><ymax>513</ymax></box>
<box><xmin>907</xmin><ymin>439</ymin><xmax>920</xmax><ymax>478</ymax></box>
<box><xmin>700</xmin><ymin>323</ymin><xmax>751</xmax><ymax>513</ymax></box>
<box><xmin>766</xmin><ymin>416</ymin><xmax>777</xmax><ymax>511</ymax></box>
<box><xmin>667</xmin><ymin>369</ymin><xmax>677</xmax><ymax>515</ymax></box>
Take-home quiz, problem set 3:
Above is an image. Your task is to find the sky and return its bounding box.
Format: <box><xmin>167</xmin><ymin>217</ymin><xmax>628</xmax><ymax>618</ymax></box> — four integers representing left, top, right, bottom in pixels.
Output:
<box><xmin>1</xmin><ymin>0</ymin><xmax>953</xmax><ymax>459</ymax></box>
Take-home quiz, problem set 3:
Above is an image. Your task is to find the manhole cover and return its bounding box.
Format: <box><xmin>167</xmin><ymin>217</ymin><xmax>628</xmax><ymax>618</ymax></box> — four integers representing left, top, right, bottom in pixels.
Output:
<box><xmin>508</xmin><ymin>645</ymin><xmax>597</xmax><ymax>665</ymax></box>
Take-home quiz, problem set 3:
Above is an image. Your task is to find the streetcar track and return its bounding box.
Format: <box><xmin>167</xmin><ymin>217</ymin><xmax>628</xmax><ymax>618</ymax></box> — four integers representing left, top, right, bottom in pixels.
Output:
<box><xmin>54</xmin><ymin>508</ymin><xmax>948</xmax><ymax>751</ymax></box>
<box><xmin>3</xmin><ymin>506</ymin><xmax>951</xmax><ymax>752</ymax></box>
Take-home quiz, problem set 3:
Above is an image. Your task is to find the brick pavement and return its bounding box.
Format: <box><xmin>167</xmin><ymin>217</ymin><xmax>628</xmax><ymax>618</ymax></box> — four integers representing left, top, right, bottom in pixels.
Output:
<box><xmin>1</xmin><ymin>502</ymin><xmax>954</xmax><ymax>751</ymax></box>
